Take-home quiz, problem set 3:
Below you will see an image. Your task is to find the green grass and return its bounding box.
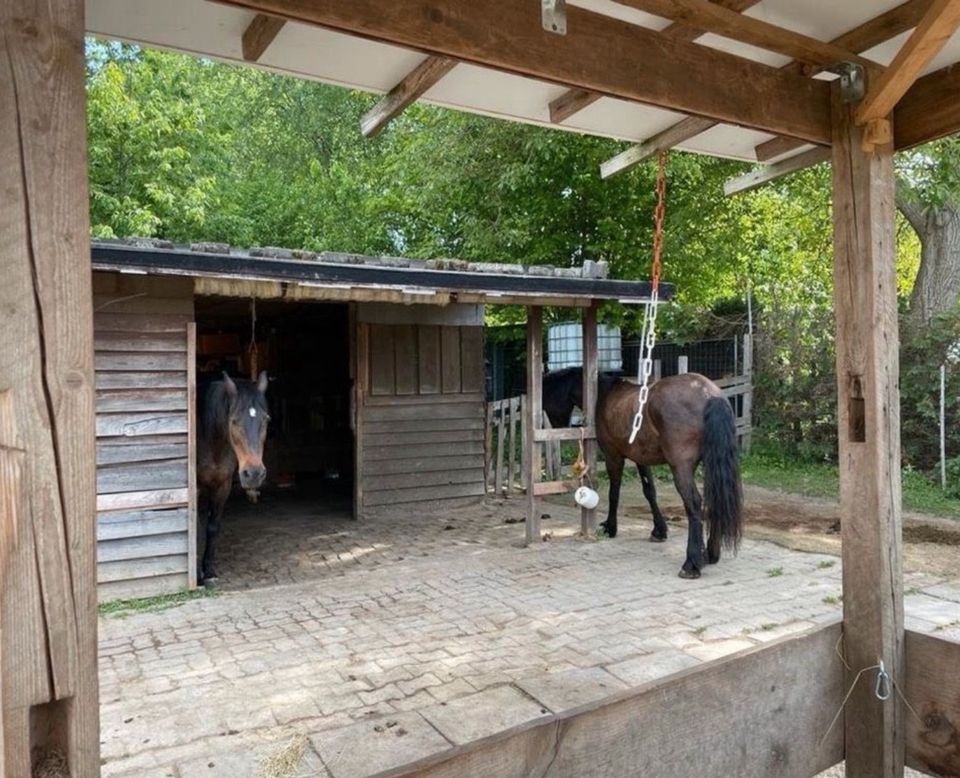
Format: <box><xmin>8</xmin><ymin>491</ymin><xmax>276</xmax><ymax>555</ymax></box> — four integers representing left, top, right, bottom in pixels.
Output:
<box><xmin>766</xmin><ymin>566</ymin><xmax>784</xmax><ymax>578</ymax></box>
<box><xmin>823</xmin><ymin>595</ymin><xmax>842</xmax><ymax>606</ymax></box>
<box><xmin>739</xmin><ymin>446</ymin><xmax>960</xmax><ymax>520</ymax></box>
<box><xmin>98</xmin><ymin>588</ymin><xmax>219</xmax><ymax>618</ymax></box>
<box><xmin>817</xmin><ymin>560</ymin><xmax>835</xmax><ymax>570</ymax></box>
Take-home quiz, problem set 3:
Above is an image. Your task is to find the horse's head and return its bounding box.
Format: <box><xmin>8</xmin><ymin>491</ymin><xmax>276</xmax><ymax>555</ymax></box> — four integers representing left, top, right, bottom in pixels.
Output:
<box><xmin>222</xmin><ymin>371</ymin><xmax>270</xmax><ymax>493</ymax></box>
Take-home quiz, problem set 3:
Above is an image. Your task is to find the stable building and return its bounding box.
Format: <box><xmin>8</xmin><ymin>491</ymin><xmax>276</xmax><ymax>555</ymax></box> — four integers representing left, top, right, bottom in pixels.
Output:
<box><xmin>90</xmin><ymin>238</ymin><xmax>661</xmax><ymax>600</ymax></box>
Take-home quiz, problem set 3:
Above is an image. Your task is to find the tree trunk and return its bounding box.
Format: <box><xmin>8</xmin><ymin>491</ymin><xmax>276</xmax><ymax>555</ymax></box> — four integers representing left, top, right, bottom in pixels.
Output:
<box><xmin>901</xmin><ymin>199</ymin><xmax>960</xmax><ymax>325</ymax></box>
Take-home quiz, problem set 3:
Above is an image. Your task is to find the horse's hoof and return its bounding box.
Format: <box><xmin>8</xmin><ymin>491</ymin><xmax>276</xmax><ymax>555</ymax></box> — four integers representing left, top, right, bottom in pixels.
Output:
<box><xmin>649</xmin><ymin>533</ymin><xmax>667</xmax><ymax>543</ymax></box>
<box><xmin>678</xmin><ymin>567</ymin><xmax>701</xmax><ymax>580</ymax></box>
<box><xmin>707</xmin><ymin>553</ymin><xmax>721</xmax><ymax>565</ymax></box>
<box><xmin>202</xmin><ymin>577</ymin><xmax>220</xmax><ymax>589</ymax></box>
<box><xmin>599</xmin><ymin>522</ymin><xmax>618</xmax><ymax>539</ymax></box>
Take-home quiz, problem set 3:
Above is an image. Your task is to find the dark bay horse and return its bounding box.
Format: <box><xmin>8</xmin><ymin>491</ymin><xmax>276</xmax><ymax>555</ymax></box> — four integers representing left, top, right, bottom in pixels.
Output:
<box><xmin>543</xmin><ymin>367</ymin><xmax>742</xmax><ymax>579</ymax></box>
<box><xmin>197</xmin><ymin>371</ymin><xmax>270</xmax><ymax>585</ymax></box>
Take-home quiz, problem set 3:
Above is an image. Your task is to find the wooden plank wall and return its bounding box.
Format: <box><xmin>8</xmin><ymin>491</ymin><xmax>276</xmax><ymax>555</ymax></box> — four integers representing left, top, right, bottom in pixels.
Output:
<box><xmin>360</xmin><ymin>322</ymin><xmax>486</xmax><ymax>514</ymax></box>
<box><xmin>93</xmin><ymin>273</ymin><xmax>195</xmax><ymax>601</ymax></box>
<box><xmin>390</xmin><ymin>621</ymin><xmax>845</xmax><ymax>778</ymax></box>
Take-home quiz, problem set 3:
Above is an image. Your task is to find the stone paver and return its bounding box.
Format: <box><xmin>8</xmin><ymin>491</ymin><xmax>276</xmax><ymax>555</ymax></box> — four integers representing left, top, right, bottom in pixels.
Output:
<box><xmin>311</xmin><ymin>713</ymin><xmax>449</xmax><ymax>778</ymax></box>
<box><xmin>98</xmin><ymin>491</ymin><xmax>958</xmax><ymax>776</ymax></box>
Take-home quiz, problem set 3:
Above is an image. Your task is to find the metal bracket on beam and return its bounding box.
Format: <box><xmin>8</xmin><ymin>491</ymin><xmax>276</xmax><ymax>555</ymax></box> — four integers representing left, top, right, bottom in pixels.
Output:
<box><xmin>542</xmin><ymin>0</ymin><xmax>567</xmax><ymax>35</ymax></box>
<box><xmin>829</xmin><ymin>63</ymin><xmax>865</xmax><ymax>104</ymax></box>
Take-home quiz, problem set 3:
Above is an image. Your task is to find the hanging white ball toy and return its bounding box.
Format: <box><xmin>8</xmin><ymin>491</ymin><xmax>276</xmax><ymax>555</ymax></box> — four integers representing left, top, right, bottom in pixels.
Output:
<box><xmin>574</xmin><ymin>485</ymin><xmax>599</xmax><ymax>510</ymax></box>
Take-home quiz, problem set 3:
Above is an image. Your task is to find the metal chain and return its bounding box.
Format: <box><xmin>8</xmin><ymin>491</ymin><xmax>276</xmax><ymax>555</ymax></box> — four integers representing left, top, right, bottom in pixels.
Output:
<box><xmin>629</xmin><ymin>151</ymin><xmax>667</xmax><ymax>445</ymax></box>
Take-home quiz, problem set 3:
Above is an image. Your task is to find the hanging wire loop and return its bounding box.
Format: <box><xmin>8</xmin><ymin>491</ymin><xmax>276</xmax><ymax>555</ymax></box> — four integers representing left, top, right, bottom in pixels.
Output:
<box><xmin>628</xmin><ymin>151</ymin><xmax>667</xmax><ymax>445</ymax></box>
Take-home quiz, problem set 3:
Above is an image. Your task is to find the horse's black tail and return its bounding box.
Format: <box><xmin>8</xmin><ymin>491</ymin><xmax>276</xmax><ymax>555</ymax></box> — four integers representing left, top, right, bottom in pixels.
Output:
<box><xmin>702</xmin><ymin>396</ymin><xmax>743</xmax><ymax>551</ymax></box>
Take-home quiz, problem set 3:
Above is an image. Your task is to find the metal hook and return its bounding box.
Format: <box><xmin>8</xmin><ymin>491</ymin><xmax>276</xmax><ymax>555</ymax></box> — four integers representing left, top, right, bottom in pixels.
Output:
<box><xmin>875</xmin><ymin>660</ymin><xmax>891</xmax><ymax>701</ymax></box>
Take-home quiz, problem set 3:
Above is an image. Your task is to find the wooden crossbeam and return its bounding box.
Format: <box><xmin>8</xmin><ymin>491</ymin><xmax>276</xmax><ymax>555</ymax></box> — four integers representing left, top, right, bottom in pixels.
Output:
<box><xmin>723</xmin><ymin>146</ymin><xmax>830</xmax><ymax>196</ymax></box>
<box><xmin>601</xmin><ymin>117</ymin><xmax>715</xmax><ymax>179</ymax></box>
<box><xmin>856</xmin><ymin>0</ymin><xmax>960</xmax><ymax>125</ymax></box>
<box><xmin>613</xmin><ymin>0</ymin><xmax>882</xmax><ymax>72</ymax></box>
<box><xmin>218</xmin><ymin>0</ymin><xmax>832</xmax><ymax>145</ymax></box>
<box><xmin>361</xmin><ymin>56</ymin><xmax>457</xmax><ymax>137</ymax></box>
<box><xmin>548</xmin><ymin>0</ymin><xmax>760</xmax><ymax>125</ymax></box>
<box><xmin>241</xmin><ymin>13</ymin><xmax>285</xmax><ymax>61</ymax></box>
<box><xmin>895</xmin><ymin>60</ymin><xmax>960</xmax><ymax>148</ymax></box>
<box><xmin>602</xmin><ymin>0</ymin><xmax>927</xmax><ymax>177</ymax></box>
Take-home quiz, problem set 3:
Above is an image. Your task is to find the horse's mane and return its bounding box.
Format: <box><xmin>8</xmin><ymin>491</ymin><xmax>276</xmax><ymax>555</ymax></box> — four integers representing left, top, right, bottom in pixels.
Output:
<box><xmin>200</xmin><ymin>380</ymin><xmax>231</xmax><ymax>445</ymax></box>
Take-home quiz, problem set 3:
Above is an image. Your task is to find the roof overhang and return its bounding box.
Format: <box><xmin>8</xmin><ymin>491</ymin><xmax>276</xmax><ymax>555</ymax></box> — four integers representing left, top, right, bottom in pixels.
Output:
<box><xmin>91</xmin><ymin>242</ymin><xmax>670</xmax><ymax>307</ymax></box>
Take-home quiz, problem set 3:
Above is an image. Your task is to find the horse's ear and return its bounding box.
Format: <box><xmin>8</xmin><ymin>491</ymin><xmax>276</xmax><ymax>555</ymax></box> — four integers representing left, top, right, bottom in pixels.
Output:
<box><xmin>257</xmin><ymin>371</ymin><xmax>269</xmax><ymax>394</ymax></box>
<box><xmin>222</xmin><ymin>372</ymin><xmax>238</xmax><ymax>398</ymax></box>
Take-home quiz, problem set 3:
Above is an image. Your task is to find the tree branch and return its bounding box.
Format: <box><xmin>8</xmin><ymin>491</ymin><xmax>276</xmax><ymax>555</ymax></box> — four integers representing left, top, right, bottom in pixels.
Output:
<box><xmin>895</xmin><ymin>179</ymin><xmax>927</xmax><ymax>234</ymax></box>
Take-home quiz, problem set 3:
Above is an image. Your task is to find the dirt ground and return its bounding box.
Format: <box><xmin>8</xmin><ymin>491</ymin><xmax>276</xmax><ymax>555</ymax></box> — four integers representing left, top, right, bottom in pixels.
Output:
<box><xmin>611</xmin><ymin>479</ymin><xmax>960</xmax><ymax>579</ymax></box>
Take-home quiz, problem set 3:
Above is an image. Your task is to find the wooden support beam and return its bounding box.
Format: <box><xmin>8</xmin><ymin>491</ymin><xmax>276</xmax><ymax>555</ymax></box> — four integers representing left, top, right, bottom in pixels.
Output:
<box><xmin>580</xmin><ymin>304</ymin><xmax>598</xmax><ymax>536</ymax></box>
<box><xmin>857</xmin><ymin>0</ymin><xmax>960</xmax><ymax>125</ymax></box>
<box><xmin>525</xmin><ymin>307</ymin><xmax>543</xmax><ymax>545</ymax></box>
<box><xmin>548</xmin><ymin>89</ymin><xmax>601</xmax><ymax>125</ymax></box>
<box><xmin>1</xmin><ymin>0</ymin><xmax>100</xmax><ymax>773</ymax></box>
<box><xmin>219</xmin><ymin>0</ymin><xmax>833</xmax><ymax>144</ymax></box>
<box><xmin>904</xmin><ymin>629</ymin><xmax>960</xmax><ymax>775</ymax></box>
<box><xmin>755</xmin><ymin>0</ymin><xmax>934</xmax><ymax>161</ymax></box>
<box><xmin>895</xmin><ymin>61</ymin><xmax>960</xmax><ymax>148</ymax></box>
<box><xmin>361</xmin><ymin>56</ymin><xmax>458</xmax><ymax>137</ymax></box>
<box><xmin>241</xmin><ymin>13</ymin><xmax>286</xmax><ymax>61</ymax></box>
<box><xmin>831</xmin><ymin>85</ymin><xmax>904</xmax><ymax>777</ymax></box>
<box><xmin>533</xmin><ymin>427</ymin><xmax>596</xmax><ymax>443</ymax></box>
<box><xmin>613</xmin><ymin>0</ymin><xmax>882</xmax><ymax>72</ymax></box>
<box><xmin>723</xmin><ymin>146</ymin><xmax>830</xmax><ymax>196</ymax></box>
<box><xmin>388</xmin><ymin>622</ymin><xmax>845</xmax><ymax>777</ymax></box>
<box><xmin>600</xmin><ymin>0</ymin><xmax>928</xmax><ymax>175</ymax></box>
<box><xmin>548</xmin><ymin>0</ymin><xmax>760</xmax><ymax>124</ymax></box>
<box><xmin>601</xmin><ymin>117</ymin><xmax>716</xmax><ymax>179</ymax></box>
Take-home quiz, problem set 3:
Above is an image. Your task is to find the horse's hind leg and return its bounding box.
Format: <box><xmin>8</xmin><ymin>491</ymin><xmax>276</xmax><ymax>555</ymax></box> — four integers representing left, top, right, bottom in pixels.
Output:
<box><xmin>638</xmin><ymin>464</ymin><xmax>668</xmax><ymax>542</ymax></box>
<box><xmin>600</xmin><ymin>453</ymin><xmax>624</xmax><ymax>538</ymax></box>
<box><xmin>671</xmin><ymin>461</ymin><xmax>705</xmax><ymax>579</ymax></box>
<box><xmin>707</xmin><ymin>523</ymin><xmax>721</xmax><ymax>565</ymax></box>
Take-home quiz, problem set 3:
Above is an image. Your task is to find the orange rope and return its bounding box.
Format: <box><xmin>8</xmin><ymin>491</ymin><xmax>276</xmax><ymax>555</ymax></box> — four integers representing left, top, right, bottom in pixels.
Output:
<box><xmin>650</xmin><ymin>150</ymin><xmax>667</xmax><ymax>296</ymax></box>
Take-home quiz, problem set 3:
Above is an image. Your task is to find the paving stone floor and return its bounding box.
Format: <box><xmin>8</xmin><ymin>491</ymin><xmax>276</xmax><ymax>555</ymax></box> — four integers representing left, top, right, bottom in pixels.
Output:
<box><xmin>99</xmin><ymin>492</ymin><xmax>960</xmax><ymax>777</ymax></box>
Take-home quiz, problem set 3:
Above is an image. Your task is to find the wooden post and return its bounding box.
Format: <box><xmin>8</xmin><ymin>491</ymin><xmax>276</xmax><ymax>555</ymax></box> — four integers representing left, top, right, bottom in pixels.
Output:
<box><xmin>520</xmin><ymin>395</ymin><xmax>528</xmax><ymax>493</ymax></box>
<box><xmin>187</xmin><ymin>323</ymin><xmax>198</xmax><ymax>589</ymax></box>
<box><xmin>525</xmin><ymin>307</ymin><xmax>543</xmax><ymax>544</ymax></box>
<box><xmin>831</xmin><ymin>87</ymin><xmax>904</xmax><ymax>777</ymax></box>
<box><xmin>742</xmin><ymin>334</ymin><xmax>753</xmax><ymax>452</ymax></box>
<box><xmin>678</xmin><ymin>355</ymin><xmax>689</xmax><ymax>375</ymax></box>
<box><xmin>495</xmin><ymin>400</ymin><xmax>506</xmax><ymax>496</ymax></box>
<box><xmin>581</xmin><ymin>304</ymin><xmax>599</xmax><ymax>536</ymax></box>
<box><xmin>507</xmin><ymin>397</ymin><xmax>518</xmax><ymax>491</ymax></box>
<box><xmin>1</xmin><ymin>0</ymin><xmax>100</xmax><ymax>772</ymax></box>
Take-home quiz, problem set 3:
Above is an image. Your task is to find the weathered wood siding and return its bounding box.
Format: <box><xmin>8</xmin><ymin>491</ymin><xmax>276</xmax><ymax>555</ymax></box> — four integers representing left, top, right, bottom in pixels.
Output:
<box><xmin>358</xmin><ymin>313</ymin><xmax>486</xmax><ymax>516</ymax></box>
<box><xmin>93</xmin><ymin>273</ymin><xmax>196</xmax><ymax>601</ymax></box>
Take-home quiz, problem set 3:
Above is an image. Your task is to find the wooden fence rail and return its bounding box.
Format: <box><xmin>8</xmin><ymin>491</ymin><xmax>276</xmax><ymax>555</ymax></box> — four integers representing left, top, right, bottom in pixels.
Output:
<box><xmin>487</xmin><ymin>398</ymin><xmax>565</xmax><ymax>495</ymax></box>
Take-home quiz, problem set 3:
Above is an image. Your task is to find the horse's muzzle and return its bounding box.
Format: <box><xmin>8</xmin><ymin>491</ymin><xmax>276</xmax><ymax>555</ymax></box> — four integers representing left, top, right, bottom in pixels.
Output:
<box><xmin>239</xmin><ymin>465</ymin><xmax>266</xmax><ymax>490</ymax></box>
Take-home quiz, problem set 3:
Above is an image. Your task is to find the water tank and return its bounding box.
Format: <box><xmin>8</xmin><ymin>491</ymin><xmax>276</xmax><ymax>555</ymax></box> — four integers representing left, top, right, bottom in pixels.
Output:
<box><xmin>547</xmin><ymin>322</ymin><xmax>622</xmax><ymax>372</ymax></box>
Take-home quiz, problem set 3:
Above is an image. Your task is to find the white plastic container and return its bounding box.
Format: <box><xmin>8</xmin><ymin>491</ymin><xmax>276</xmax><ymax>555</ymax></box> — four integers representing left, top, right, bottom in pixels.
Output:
<box><xmin>574</xmin><ymin>486</ymin><xmax>600</xmax><ymax>510</ymax></box>
<box><xmin>547</xmin><ymin>322</ymin><xmax>622</xmax><ymax>372</ymax></box>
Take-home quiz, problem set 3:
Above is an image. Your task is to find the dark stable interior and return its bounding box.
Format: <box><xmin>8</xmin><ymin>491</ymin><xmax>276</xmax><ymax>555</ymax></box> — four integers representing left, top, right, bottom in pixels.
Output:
<box><xmin>194</xmin><ymin>297</ymin><xmax>353</xmax><ymax>509</ymax></box>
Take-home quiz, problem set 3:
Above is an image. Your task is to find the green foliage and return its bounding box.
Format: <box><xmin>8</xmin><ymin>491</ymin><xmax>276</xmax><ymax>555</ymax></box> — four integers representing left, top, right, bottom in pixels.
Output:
<box><xmin>740</xmin><ymin>442</ymin><xmax>960</xmax><ymax>519</ymax></box>
<box><xmin>98</xmin><ymin>588</ymin><xmax>218</xmax><ymax>618</ymax></box>
<box><xmin>899</xmin><ymin>306</ymin><xmax>960</xmax><ymax>474</ymax></box>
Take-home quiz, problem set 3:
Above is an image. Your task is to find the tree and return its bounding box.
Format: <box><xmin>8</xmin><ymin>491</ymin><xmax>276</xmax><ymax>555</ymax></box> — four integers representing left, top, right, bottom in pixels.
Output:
<box><xmin>896</xmin><ymin>138</ymin><xmax>960</xmax><ymax>326</ymax></box>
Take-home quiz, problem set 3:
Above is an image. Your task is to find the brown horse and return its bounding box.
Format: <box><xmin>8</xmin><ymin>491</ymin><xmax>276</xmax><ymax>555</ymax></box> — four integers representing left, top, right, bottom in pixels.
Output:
<box><xmin>543</xmin><ymin>367</ymin><xmax>743</xmax><ymax>579</ymax></box>
<box><xmin>197</xmin><ymin>371</ymin><xmax>270</xmax><ymax>586</ymax></box>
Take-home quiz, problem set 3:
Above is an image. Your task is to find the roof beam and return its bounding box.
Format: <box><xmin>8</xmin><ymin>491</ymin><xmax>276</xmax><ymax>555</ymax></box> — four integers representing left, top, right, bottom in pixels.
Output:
<box><xmin>216</xmin><ymin>0</ymin><xmax>832</xmax><ymax>145</ymax></box>
<box><xmin>895</xmin><ymin>61</ymin><xmax>960</xmax><ymax>148</ymax></box>
<box><xmin>601</xmin><ymin>117</ymin><xmax>716</xmax><ymax>179</ymax></box>
<box><xmin>601</xmin><ymin>0</ymin><xmax>927</xmax><ymax>176</ymax></box>
<box><xmin>856</xmin><ymin>0</ymin><xmax>960</xmax><ymax>125</ymax></box>
<box><xmin>755</xmin><ymin>0</ymin><xmax>934</xmax><ymax>160</ymax></box>
<box><xmin>548</xmin><ymin>0</ymin><xmax>760</xmax><ymax>125</ymax></box>
<box><xmin>723</xmin><ymin>146</ymin><xmax>830</xmax><ymax>196</ymax></box>
<box><xmin>242</xmin><ymin>13</ymin><xmax>286</xmax><ymax>61</ymax></box>
<box><xmin>612</xmin><ymin>0</ymin><xmax>882</xmax><ymax>72</ymax></box>
<box><xmin>361</xmin><ymin>56</ymin><xmax>457</xmax><ymax>137</ymax></box>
